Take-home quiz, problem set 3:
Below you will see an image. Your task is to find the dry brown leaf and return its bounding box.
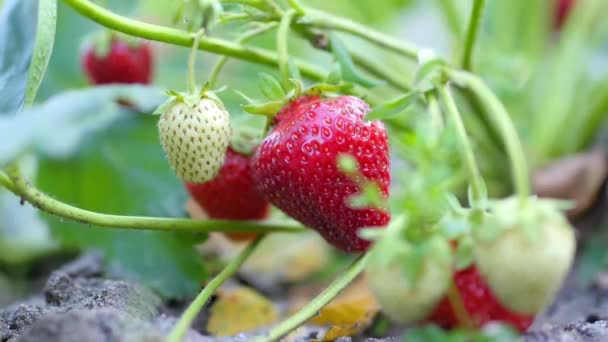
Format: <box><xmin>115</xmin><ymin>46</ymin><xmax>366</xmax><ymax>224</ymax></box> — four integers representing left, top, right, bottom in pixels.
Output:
<box><xmin>291</xmin><ymin>277</ymin><xmax>380</xmax><ymax>341</ymax></box>
<box><xmin>207</xmin><ymin>286</ymin><xmax>278</xmax><ymax>336</ymax></box>
<box><xmin>533</xmin><ymin>149</ymin><xmax>607</xmax><ymax>218</ymax></box>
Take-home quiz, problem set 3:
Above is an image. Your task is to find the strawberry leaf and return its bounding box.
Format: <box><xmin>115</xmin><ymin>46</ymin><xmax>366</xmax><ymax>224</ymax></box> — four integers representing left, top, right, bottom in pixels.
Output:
<box><xmin>36</xmin><ymin>115</ymin><xmax>207</xmax><ymax>298</ymax></box>
<box><xmin>0</xmin><ymin>0</ymin><xmax>38</xmax><ymax>113</ymax></box>
<box><xmin>258</xmin><ymin>72</ymin><xmax>286</xmax><ymax>101</ymax></box>
<box><xmin>329</xmin><ymin>33</ymin><xmax>383</xmax><ymax>88</ymax></box>
<box><xmin>24</xmin><ymin>0</ymin><xmax>56</xmax><ymax>106</ymax></box>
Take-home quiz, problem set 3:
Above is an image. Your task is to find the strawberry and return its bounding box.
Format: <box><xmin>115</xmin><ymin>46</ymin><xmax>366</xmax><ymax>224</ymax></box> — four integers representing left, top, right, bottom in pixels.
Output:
<box><xmin>366</xmin><ymin>217</ymin><xmax>452</xmax><ymax>324</ymax></box>
<box><xmin>158</xmin><ymin>96</ymin><xmax>231</xmax><ymax>183</ymax></box>
<box><xmin>427</xmin><ymin>265</ymin><xmax>534</xmax><ymax>333</ymax></box>
<box><xmin>186</xmin><ymin>147</ymin><xmax>270</xmax><ymax>241</ymax></box>
<box><xmin>554</xmin><ymin>0</ymin><xmax>575</xmax><ymax>30</ymax></box>
<box><xmin>474</xmin><ymin>197</ymin><xmax>576</xmax><ymax>315</ymax></box>
<box><xmin>82</xmin><ymin>37</ymin><xmax>153</xmax><ymax>85</ymax></box>
<box><xmin>251</xmin><ymin>95</ymin><xmax>390</xmax><ymax>253</ymax></box>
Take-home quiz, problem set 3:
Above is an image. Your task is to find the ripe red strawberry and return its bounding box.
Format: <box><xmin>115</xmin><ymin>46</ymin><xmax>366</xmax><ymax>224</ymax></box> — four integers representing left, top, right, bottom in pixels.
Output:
<box><xmin>427</xmin><ymin>266</ymin><xmax>534</xmax><ymax>333</ymax></box>
<box><xmin>251</xmin><ymin>95</ymin><xmax>390</xmax><ymax>253</ymax></box>
<box><xmin>186</xmin><ymin>148</ymin><xmax>270</xmax><ymax>241</ymax></box>
<box><xmin>554</xmin><ymin>0</ymin><xmax>575</xmax><ymax>29</ymax></box>
<box><xmin>82</xmin><ymin>38</ymin><xmax>153</xmax><ymax>85</ymax></box>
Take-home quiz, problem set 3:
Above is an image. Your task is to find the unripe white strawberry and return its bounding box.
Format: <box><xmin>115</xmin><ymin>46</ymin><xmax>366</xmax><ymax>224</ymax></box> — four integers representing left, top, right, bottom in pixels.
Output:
<box><xmin>158</xmin><ymin>96</ymin><xmax>230</xmax><ymax>183</ymax></box>
<box><xmin>365</xmin><ymin>216</ymin><xmax>452</xmax><ymax>324</ymax></box>
<box><xmin>474</xmin><ymin>196</ymin><xmax>576</xmax><ymax>315</ymax></box>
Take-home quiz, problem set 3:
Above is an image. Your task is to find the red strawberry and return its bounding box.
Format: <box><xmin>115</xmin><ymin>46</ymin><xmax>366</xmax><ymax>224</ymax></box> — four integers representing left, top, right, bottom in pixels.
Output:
<box><xmin>427</xmin><ymin>266</ymin><xmax>534</xmax><ymax>333</ymax></box>
<box><xmin>83</xmin><ymin>38</ymin><xmax>153</xmax><ymax>85</ymax></box>
<box><xmin>554</xmin><ymin>0</ymin><xmax>575</xmax><ymax>30</ymax></box>
<box><xmin>251</xmin><ymin>95</ymin><xmax>390</xmax><ymax>253</ymax></box>
<box><xmin>186</xmin><ymin>148</ymin><xmax>270</xmax><ymax>241</ymax></box>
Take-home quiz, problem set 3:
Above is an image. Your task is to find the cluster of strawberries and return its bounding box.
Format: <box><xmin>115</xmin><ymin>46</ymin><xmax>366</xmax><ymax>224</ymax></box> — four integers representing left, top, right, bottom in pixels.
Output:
<box><xmin>82</xmin><ymin>0</ymin><xmax>577</xmax><ymax>328</ymax></box>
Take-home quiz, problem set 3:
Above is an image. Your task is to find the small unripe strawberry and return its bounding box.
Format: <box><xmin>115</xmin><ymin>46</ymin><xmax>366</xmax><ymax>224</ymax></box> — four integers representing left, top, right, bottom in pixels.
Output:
<box><xmin>366</xmin><ymin>217</ymin><xmax>452</xmax><ymax>323</ymax></box>
<box><xmin>158</xmin><ymin>97</ymin><xmax>231</xmax><ymax>183</ymax></box>
<box><xmin>474</xmin><ymin>197</ymin><xmax>576</xmax><ymax>315</ymax></box>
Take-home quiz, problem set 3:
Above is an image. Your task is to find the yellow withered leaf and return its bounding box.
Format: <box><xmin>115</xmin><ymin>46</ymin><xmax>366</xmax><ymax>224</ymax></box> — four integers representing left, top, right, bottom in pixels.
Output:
<box><xmin>207</xmin><ymin>287</ymin><xmax>279</xmax><ymax>336</ymax></box>
<box><xmin>303</xmin><ymin>277</ymin><xmax>381</xmax><ymax>341</ymax></box>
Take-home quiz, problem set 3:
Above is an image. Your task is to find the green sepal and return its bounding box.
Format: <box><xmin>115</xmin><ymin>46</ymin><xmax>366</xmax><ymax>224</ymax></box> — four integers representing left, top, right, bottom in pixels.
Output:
<box><xmin>329</xmin><ymin>33</ymin><xmax>383</xmax><ymax>88</ymax></box>
<box><xmin>153</xmin><ymin>96</ymin><xmax>179</xmax><ymax>116</ymax></box>
<box><xmin>241</xmin><ymin>100</ymin><xmax>285</xmax><ymax>117</ymax></box>
<box><xmin>304</xmin><ymin>82</ymin><xmax>354</xmax><ymax>96</ymax></box>
<box><xmin>346</xmin><ymin>182</ymin><xmax>386</xmax><ymax>210</ymax></box>
<box><xmin>367</xmin><ymin>92</ymin><xmax>420</xmax><ymax>120</ymax></box>
<box><xmin>92</xmin><ymin>31</ymin><xmax>113</xmax><ymax>58</ymax></box>
<box><xmin>258</xmin><ymin>73</ymin><xmax>286</xmax><ymax>101</ymax></box>
<box><xmin>415</xmin><ymin>57</ymin><xmax>448</xmax><ymax>92</ymax></box>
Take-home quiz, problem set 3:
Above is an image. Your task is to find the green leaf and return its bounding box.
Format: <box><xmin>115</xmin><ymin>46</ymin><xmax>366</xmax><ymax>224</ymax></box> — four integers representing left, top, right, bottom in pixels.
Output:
<box><xmin>329</xmin><ymin>33</ymin><xmax>383</xmax><ymax>88</ymax></box>
<box><xmin>0</xmin><ymin>85</ymin><xmax>164</xmax><ymax>165</ymax></box>
<box><xmin>0</xmin><ymin>0</ymin><xmax>38</xmax><ymax>113</ymax></box>
<box><xmin>258</xmin><ymin>73</ymin><xmax>285</xmax><ymax>101</ymax></box>
<box><xmin>367</xmin><ymin>92</ymin><xmax>419</xmax><ymax>120</ymax></box>
<box><xmin>325</xmin><ymin>62</ymin><xmax>342</xmax><ymax>85</ymax></box>
<box><xmin>24</xmin><ymin>0</ymin><xmax>57</xmax><ymax>106</ymax></box>
<box><xmin>37</xmin><ymin>116</ymin><xmax>207</xmax><ymax>298</ymax></box>
<box><xmin>0</xmin><ymin>156</ymin><xmax>56</xmax><ymax>264</ymax></box>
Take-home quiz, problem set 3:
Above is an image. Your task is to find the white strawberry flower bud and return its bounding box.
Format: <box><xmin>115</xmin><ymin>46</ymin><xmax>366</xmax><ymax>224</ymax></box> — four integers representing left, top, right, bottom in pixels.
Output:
<box><xmin>474</xmin><ymin>196</ymin><xmax>576</xmax><ymax>315</ymax></box>
<box><xmin>158</xmin><ymin>97</ymin><xmax>231</xmax><ymax>183</ymax></box>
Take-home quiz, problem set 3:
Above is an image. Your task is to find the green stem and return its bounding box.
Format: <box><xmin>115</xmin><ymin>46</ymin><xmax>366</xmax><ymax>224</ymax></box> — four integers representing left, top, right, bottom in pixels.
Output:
<box><xmin>188</xmin><ymin>30</ymin><xmax>205</xmax><ymax>94</ymax></box>
<box><xmin>254</xmin><ymin>253</ymin><xmax>369</xmax><ymax>342</ymax></box>
<box><xmin>447</xmin><ymin>69</ymin><xmax>530</xmax><ymax>203</ymax></box>
<box><xmin>0</xmin><ymin>170</ymin><xmax>15</xmax><ymax>193</ymax></box>
<box><xmin>303</xmin><ymin>8</ymin><xmax>419</xmax><ymax>60</ymax></box>
<box><xmin>461</xmin><ymin>0</ymin><xmax>486</xmax><ymax>71</ymax></box>
<box><xmin>167</xmin><ymin>235</ymin><xmax>265</xmax><ymax>342</ymax></box>
<box><xmin>437</xmin><ymin>84</ymin><xmax>485</xmax><ymax>207</ymax></box>
<box><xmin>446</xmin><ymin>280</ymin><xmax>473</xmax><ymax>329</ymax></box>
<box><xmin>437</xmin><ymin>0</ymin><xmax>463</xmax><ymax>38</ymax></box>
<box><xmin>208</xmin><ymin>23</ymin><xmax>278</xmax><ymax>88</ymax></box>
<box><xmin>286</xmin><ymin>0</ymin><xmax>306</xmax><ymax>15</ymax></box>
<box><xmin>277</xmin><ymin>10</ymin><xmax>296</xmax><ymax>87</ymax></box>
<box><xmin>427</xmin><ymin>92</ymin><xmax>444</xmax><ymax>143</ymax></box>
<box><xmin>5</xmin><ymin>166</ymin><xmax>304</xmax><ymax>235</ymax></box>
<box><xmin>62</xmin><ymin>0</ymin><xmax>327</xmax><ymax>81</ymax></box>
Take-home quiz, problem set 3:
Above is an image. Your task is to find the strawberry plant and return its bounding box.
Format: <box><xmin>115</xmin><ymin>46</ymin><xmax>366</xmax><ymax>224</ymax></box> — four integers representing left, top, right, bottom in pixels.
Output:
<box><xmin>1</xmin><ymin>0</ymin><xmax>607</xmax><ymax>341</ymax></box>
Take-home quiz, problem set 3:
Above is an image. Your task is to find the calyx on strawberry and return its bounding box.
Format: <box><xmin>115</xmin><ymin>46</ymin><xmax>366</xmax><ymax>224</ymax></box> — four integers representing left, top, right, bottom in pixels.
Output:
<box><xmin>473</xmin><ymin>196</ymin><xmax>576</xmax><ymax>315</ymax></box>
<box><xmin>250</xmin><ymin>95</ymin><xmax>390</xmax><ymax>253</ymax></box>
<box><xmin>427</xmin><ymin>265</ymin><xmax>534</xmax><ymax>332</ymax></box>
<box><xmin>366</xmin><ymin>216</ymin><xmax>452</xmax><ymax>323</ymax></box>
<box><xmin>186</xmin><ymin>147</ymin><xmax>270</xmax><ymax>241</ymax></box>
<box><xmin>157</xmin><ymin>91</ymin><xmax>231</xmax><ymax>183</ymax></box>
<box><xmin>82</xmin><ymin>33</ymin><xmax>153</xmax><ymax>85</ymax></box>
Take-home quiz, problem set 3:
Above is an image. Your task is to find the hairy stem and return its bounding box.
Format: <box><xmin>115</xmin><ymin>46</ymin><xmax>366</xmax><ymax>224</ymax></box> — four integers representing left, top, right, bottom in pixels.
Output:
<box><xmin>62</xmin><ymin>0</ymin><xmax>327</xmax><ymax>81</ymax></box>
<box><xmin>0</xmin><ymin>170</ymin><xmax>15</xmax><ymax>193</ymax></box>
<box><xmin>4</xmin><ymin>166</ymin><xmax>304</xmax><ymax>235</ymax></box>
<box><xmin>278</xmin><ymin>10</ymin><xmax>296</xmax><ymax>87</ymax></box>
<box><xmin>446</xmin><ymin>280</ymin><xmax>473</xmax><ymax>329</ymax></box>
<box><xmin>286</xmin><ymin>0</ymin><xmax>306</xmax><ymax>15</ymax></box>
<box><xmin>303</xmin><ymin>8</ymin><xmax>419</xmax><ymax>60</ymax></box>
<box><xmin>447</xmin><ymin>69</ymin><xmax>530</xmax><ymax>203</ymax></box>
<box><xmin>167</xmin><ymin>235</ymin><xmax>265</xmax><ymax>342</ymax></box>
<box><xmin>254</xmin><ymin>253</ymin><xmax>369</xmax><ymax>342</ymax></box>
<box><xmin>437</xmin><ymin>84</ymin><xmax>486</xmax><ymax>207</ymax></box>
<box><xmin>461</xmin><ymin>0</ymin><xmax>486</xmax><ymax>71</ymax></box>
<box><xmin>188</xmin><ymin>30</ymin><xmax>205</xmax><ymax>94</ymax></box>
<box><xmin>208</xmin><ymin>23</ymin><xmax>278</xmax><ymax>88</ymax></box>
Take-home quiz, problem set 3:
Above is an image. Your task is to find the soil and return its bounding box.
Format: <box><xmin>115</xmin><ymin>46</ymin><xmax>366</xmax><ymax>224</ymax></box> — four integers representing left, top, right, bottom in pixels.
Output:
<box><xmin>0</xmin><ymin>250</ymin><xmax>607</xmax><ymax>342</ymax></box>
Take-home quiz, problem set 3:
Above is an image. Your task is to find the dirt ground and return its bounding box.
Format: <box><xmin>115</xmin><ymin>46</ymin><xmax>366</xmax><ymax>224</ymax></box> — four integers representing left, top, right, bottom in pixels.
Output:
<box><xmin>0</xmin><ymin>249</ymin><xmax>607</xmax><ymax>342</ymax></box>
